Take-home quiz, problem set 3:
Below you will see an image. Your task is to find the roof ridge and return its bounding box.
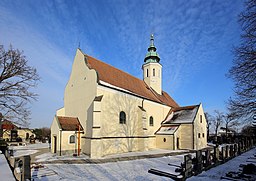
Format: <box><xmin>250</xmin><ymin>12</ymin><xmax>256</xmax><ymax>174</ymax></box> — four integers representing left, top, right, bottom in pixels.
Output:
<box><xmin>173</xmin><ymin>104</ymin><xmax>199</xmax><ymax>111</ymax></box>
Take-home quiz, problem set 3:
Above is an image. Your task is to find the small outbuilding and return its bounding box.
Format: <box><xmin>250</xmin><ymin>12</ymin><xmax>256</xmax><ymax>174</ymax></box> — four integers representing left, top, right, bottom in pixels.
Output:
<box><xmin>51</xmin><ymin>116</ymin><xmax>84</xmax><ymax>155</ymax></box>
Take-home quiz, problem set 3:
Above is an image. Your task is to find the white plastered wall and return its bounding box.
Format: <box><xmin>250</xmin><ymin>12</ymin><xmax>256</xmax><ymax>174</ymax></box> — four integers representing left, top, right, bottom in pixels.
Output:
<box><xmin>50</xmin><ymin>116</ymin><xmax>61</xmax><ymax>154</ymax></box>
<box><xmin>63</xmin><ymin>49</ymin><xmax>97</xmax><ymax>154</ymax></box>
<box><xmin>88</xmin><ymin>84</ymin><xmax>172</xmax><ymax>157</ymax></box>
<box><xmin>193</xmin><ymin>104</ymin><xmax>207</xmax><ymax>150</ymax></box>
<box><xmin>143</xmin><ymin>62</ymin><xmax>162</xmax><ymax>94</ymax></box>
<box><xmin>143</xmin><ymin>99</ymin><xmax>171</xmax><ymax>149</ymax></box>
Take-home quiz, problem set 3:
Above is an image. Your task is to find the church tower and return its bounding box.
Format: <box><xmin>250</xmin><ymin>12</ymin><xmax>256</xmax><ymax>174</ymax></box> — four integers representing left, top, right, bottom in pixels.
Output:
<box><xmin>142</xmin><ymin>34</ymin><xmax>162</xmax><ymax>94</ymax></box>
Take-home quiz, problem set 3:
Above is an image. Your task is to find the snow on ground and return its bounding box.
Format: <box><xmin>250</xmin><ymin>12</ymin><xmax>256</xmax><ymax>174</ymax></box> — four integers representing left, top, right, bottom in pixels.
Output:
<box><xmin>8</xmin><ymin>143</ymin><xmax>256</xmax><ymax>180</ymax></box>
<box><xmin>13</xmin><ymin>149</ymin><xmax>38</xmax><ymax>157</ymax></box>
<box><xmin>34</xmin><ymin>148</ymin><xmax>188</xmax><ymax>162</ymax></box>
<box><xmin>31</xmin><ymin>148</ymin><xmax>256</xmax><ymax>181</ymax></box>
<box><xmin>188</xmin><ymin>147</ymin><xmax>256</xmax><ymax>181</ymax></box>
<box><xmin>35</xmin><ymin>152</ymin><xmax>90</xmax><ymax>162</ymax></box>
<box><xmin>32</xmin><ymin>155</ymin><xmax>185</xmax><ymax>181</ymax></box>
<box><xmin>8</xmin><ymin>143</ymin><xmax>49</xmax><ymax>158</ymax></box>
<box><xmin>103</xmin><ymin>149</ymin><xmax>188</xmax><ymax>159</ymax></box>
<box><xmin>9</xmin><ymin>142</ymin><xmax>49</xmax><ymax>150</ymax></box>
<box><xmin>0</xmin><ymin>154</ymin><xmax>16</xmax><ymax>181</ymax></box>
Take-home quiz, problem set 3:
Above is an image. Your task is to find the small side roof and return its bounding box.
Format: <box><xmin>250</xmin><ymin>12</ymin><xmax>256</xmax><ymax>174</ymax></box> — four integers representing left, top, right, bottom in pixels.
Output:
<box><xmin>163</xmin><ymin>105</ymin><xmax>199</xmax><ymax>124</ymax></box>
<box><xmin>57</xmin><ymin>116</ymin><xmax>83</xmax><ymax>131</ymax></box>
<box><xmin>155</xmin><ymin>125</ymin><xmax>179</xmax><ymax>135</ymax></box>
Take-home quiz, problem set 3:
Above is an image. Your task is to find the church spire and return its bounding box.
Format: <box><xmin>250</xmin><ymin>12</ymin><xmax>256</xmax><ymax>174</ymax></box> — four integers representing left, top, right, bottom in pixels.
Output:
<box><xmin>144</xmin><ymin>34</ymin><xmax>160</xmax><ymax>63</ymax></box>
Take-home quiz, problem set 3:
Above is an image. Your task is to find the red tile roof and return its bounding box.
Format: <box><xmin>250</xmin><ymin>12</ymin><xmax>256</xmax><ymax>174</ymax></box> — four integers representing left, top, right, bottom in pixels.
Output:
<box><xmin>57</xmin><ymin>116</ymin><xmax>83</xmax><ymax>131</ymax></box>
<box><xmin>85</xmin><ymin>54</ymin><xmax>179</xmax><ymax>108</ymax></box>
<box><xmin>1</xmin><ymin>120</ymin><xmax>17</xmax><ymax>130</ymax></box>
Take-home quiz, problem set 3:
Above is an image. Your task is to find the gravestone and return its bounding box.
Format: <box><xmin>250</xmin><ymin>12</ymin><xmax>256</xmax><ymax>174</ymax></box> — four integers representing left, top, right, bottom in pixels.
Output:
<box><xmin>195</xmin><ymin>150</ymin><xmax>203</xmax><ymax>174</ymax></box>
<box><xmin>234</xmin><ymin>144</ymin><xmax>237</xmax><ymax>156</ymax></box>
<box><xmin>238</xmin><ymin>142</ymin><xmax>241</xmax><ymax>155</ymax></box>
<box><xmin>184</xmin><ymin>154</ymin><xmax>193</xmax><ymax>178</ymax></box>
<box><xmin>221</xmin><ymin>146</ymin><xmax>225</xmax><ymax>161</ymax></box>
<box><xmin>229</xmin><ymin>145</ymin><xmax>234</xmax><ymax>158</ymax></box>
<box><xmin>213</xmin><ymin>146</ymin><xmax>219</xmax><ymax>163</ymax></box>
<box><xmin>225</xmin><ymin>145</ymin><xmax>229</xmax><ymax>159</ymax></box>
<box><xmin>21</xmin><ymin>155</ymin><xmax>31</xmax><ymax>181</ymax></box>
<box><xmin>205</xmin><ymin>150</ymin><xmax>211</xmax><ymax>168</ymax></box>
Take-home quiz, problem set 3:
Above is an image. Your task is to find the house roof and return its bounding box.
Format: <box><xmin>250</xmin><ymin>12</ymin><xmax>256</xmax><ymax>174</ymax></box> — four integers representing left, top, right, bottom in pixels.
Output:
<box><xmin>155</xmin><ymin>125</ymin><xmax>179</xmax><ymax>135</ymax></box>
<box><xmin>163</xmin><ymin>105</ymin><xmax>199</xmax><ymax>124</ymax></box>
<box><xmin>1</xmin><ymin>120</ymin><xmax>17</xmax><ymax>130</ymax></box>
<box><xmin>85</xmin><ymin>53</ymin><xmax>179</xmax><ymax>108</ymax></box>
<box><xmin>57</xmin><ymin>116</ymin><xmax>83</xmax><ymax>131</ymax></box>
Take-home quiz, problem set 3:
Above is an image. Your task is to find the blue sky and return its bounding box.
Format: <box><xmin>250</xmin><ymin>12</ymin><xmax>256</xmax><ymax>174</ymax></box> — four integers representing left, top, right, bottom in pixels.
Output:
<box><xmin>0</xmin><ymin>0</ymin><xmax>244</xmax><ymax>128</ymax></box>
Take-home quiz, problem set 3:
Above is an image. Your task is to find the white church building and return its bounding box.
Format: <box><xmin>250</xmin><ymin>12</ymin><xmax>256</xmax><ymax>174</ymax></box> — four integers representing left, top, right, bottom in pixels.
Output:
<box><xmin>51</xmin><ymin>35</ymin><xmax>207</xmax><ymax>158</ymax></box>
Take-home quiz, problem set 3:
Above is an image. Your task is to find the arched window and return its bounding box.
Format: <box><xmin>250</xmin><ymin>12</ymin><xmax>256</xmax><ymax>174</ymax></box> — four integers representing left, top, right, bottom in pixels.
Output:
<box><xmin>69</xmin><ymin>135</ymin><xmax>75</xmax><ymax>144</ymax></box>
<box><xmin>198</xmin><ymin>133</ymin><xmax>201</xmax><ymax>138</ymax></box>
<box><xmin>153</xmin><ymin>68</ymin><xmax>155</xmax><ymax>76</ymax></box>
<box><xmin>149</xmin><ymin>116</ymin><xmax>154</xmax><ymax>126</ymax></box>
<box><xmin>119</xmin><ymin>111</ymin><xmax>126</xmax><ymax>124</ymax></box>
<box><xmin>146</xmin><ymin>69</ymin><xmax>149</xmax><ymax>77</ymax></box>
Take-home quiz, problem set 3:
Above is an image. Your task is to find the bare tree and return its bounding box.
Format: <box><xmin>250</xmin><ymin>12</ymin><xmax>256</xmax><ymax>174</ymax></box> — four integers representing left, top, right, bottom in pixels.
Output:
<box><xmin>228</xmin><ymin>0</ymin><xmax>256</xmax><ymax>121</ymax></box>
<box><xmin>204</xmin><ymin>112</ymin><xmax>214</xmax><ymax>140</ymax></box>
<box><xmin>212</xmin><ymin>110</ymin><xmax>224</xmax><ymax>141</ymax></box>
<box><xmin>223</xmin><ymin>113</ymin><xmax>239</xmax><ymax>138</ymax></box>
<box><xmin>0</xmin><ymin>45</ymin><xmax>39</xmax><ymax>127</ymax></box>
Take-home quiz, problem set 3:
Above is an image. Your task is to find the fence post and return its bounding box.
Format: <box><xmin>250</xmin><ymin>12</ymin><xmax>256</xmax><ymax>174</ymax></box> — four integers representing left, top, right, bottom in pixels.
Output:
<box><xmin>22</xmin><ymin>155</ymin><xmax>31</xmax><ymax>181</ymax></box>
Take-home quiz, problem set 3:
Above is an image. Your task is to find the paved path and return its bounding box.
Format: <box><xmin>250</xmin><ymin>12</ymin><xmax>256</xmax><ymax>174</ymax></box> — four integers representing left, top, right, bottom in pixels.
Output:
<box><xmin>36</xmin><ymin>150</ymin><xmax>192</xmax><ymax>164</ymax></box>
<box><xmin>30</xmin><ymin>147</ymin><xmax>51</xmax><ymax>163</ymax></box>
<box><xmin>0</xmin><ymin>154</ymin><xmax>16</xmax><ymax>181</ymax></box>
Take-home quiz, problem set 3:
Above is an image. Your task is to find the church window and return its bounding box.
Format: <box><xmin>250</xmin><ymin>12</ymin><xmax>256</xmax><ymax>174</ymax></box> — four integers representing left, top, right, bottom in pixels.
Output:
<box><xmin>146</xmin><ymin>69</ymin><xmax>149</xmax><ymax>77</ymax></box>
<box><xmin>153</xmin><ymin>68</ymin><xmax>155</xmax><ymax>76</ymax></box>
<box><xmin>119</xmin><ymin>111</ymin><xmax>126</xmax><ymax>124</ymax></box>
<box><xmin>198</xmin><ymin>133</ymin><xmax>201</xmax><ymax>138</ymax></box>
<box><xmin>202</xmin><ymin>133</ymin><xmax>205</xmax><ymax>138</ymax></box>
<box><xmin>163</xmin><ymin>138</ymin><xmax>166</xmax><ymax>142</ymax></box>
<box><xmin>149</xmin><ymin>116</ymin><xmax>154</xmax><ymax>126</ymax></box>
<box><xmin>69</xmin><ymin>135</ymin><xmax>75</xmax><ymax>144</ymax></box>
<box><xmin>200</xmin><ymin>115</ymin><xmax>202</xmax><ymax>123</ymax></box>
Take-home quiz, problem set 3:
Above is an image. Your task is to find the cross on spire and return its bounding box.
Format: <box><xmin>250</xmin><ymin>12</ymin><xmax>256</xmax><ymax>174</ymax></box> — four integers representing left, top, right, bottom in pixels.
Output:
<box><xmin>144</xmin><ymin>34</ymin><xmax>160</xmax><ymax>63</ymax></box>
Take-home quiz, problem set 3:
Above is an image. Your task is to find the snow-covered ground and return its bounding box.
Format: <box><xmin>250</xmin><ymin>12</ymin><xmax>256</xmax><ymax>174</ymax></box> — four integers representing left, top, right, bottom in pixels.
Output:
<box><xmin>0</xmin><ymin>154</ymin><xmax>16</xmax><ymax>181</ymax></box>
<box><xmin>9</xmin><ymin>142</ymin><xmax>49</xmax><ymax>150</ymax></box>
<box><xmin>32</xmin><ymin>155</ymin><xmax>185</xmax><ymax>181</ymax></box>
<box><xmin>31</xmin><ymin>148</ymin><xmax>256</xmax><ymax>181</ymax></box>
<box><xmin>8</xmin><ymin>142</ymin><xmax>49</xmax><ymax>158</ymax></box>
<box><xmin>7</xmin><ymin>143</ymin><xmax>256</xmax><ymax>181</ymax></box>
